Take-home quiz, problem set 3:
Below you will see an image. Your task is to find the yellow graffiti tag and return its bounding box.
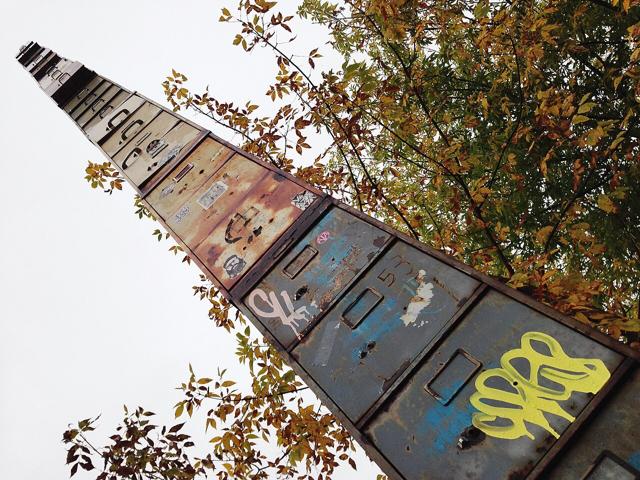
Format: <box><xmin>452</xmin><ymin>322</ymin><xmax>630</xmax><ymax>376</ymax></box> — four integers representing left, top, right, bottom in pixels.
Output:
<box><xmin>469</xmin><ymin>331</ymin><xmax>611</xmax><ymax>440</ymax></box>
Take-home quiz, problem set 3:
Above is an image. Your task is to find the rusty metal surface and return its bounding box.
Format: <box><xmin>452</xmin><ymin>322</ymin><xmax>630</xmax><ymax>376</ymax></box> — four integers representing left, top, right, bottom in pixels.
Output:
<box><xmin>158</xmin><ymin>153</ymin><xmax>264</xmax><ymax>245</ymax></box>
<box><xmin>110</xmin><ymin>112</ymin><xmax>199</xmax><ymax>187</ymax></box>
<box><xmin>145</xmin><ymin>137</ymin><xmax>232</xmax><ymax>216</ymax></box>
<box><xmin>244</xmin><ymin>207</ymin><xmax>391</xmax><ymax>349</ymax></box>
<box><xmin>86</xmin><ymin>94</ymin><xmax>144</xmax><ymax>144</ymax></box>
<box><xmin>19</xmin><ymin>45</ymin><xmax>640</xmax><ymax>480</ymax></box>
<box><xmin>543</xmin><ymin>365</ymin><xmax>640</xmax><ymax>479</ymax></box>
<box><xmin>194</xmin><ymin>169</ymin><xmax>317</xmax><ymax>289</ymax></box>
<box><xmin>365</xmin><ymin>289</ymin><xmax>624</xmax><ymax>480</ymax></box>
<box><xmin>293</xmin><ymin>240</ymin><xmax>481</xmax><ymax>423</ymax></box>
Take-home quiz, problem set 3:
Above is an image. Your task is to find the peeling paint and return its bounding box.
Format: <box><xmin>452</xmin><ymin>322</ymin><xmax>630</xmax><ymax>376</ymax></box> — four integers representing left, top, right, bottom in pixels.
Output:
<box><xmin>400</xmin><ymin>269</ymin><xmax>434</xmax><ymax>326</ymax></box>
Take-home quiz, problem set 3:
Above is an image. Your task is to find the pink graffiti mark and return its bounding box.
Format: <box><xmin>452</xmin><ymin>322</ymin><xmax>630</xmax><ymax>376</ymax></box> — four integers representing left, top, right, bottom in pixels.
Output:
<box><xmin>316</xmin><ymin>231</ymin><xmax>331</xmax><ymax>245</ymax></box>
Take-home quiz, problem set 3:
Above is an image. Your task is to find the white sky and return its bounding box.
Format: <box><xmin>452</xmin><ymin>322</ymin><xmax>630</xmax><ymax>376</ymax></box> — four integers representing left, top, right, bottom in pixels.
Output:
<box><xmin>0</xmin><ymin>1</ymin><xmax>382</xmax><ymax>478</ymax></box>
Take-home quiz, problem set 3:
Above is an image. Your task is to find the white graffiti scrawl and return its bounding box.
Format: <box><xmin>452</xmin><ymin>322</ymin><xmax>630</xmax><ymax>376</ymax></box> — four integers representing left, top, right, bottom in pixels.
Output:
<box><xmin>400</xmin><ymin>270</ymin><xmax>434</xmax><ymax>326</ymax></box>
<box><xmin>247</xmin><ymin>288</ymin><xmax>310</xmax><ymax>336</ymax></box>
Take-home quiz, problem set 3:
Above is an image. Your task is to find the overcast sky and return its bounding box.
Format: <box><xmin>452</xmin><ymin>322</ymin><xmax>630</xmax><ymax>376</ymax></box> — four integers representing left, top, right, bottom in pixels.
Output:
<box><xmin>0</xmin><ymin>1</ymin><xmax>381</xmax><ymax>478</ymax></box>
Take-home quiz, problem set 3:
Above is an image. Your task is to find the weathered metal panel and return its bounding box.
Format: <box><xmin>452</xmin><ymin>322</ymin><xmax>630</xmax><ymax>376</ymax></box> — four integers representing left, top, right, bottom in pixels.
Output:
<box><xmin>244</xmin><ymin>207</ymin><xmax>392</xmax><ymax>349</ymax></box>
<box><xmin>194</xmin><ymin>170</ymin><xmax>317</xmax><ymax>289</ymax></box>
<box><xmin>81</xmin><ymin>89</ymin><xmax>130</xmax><ymax>132</ymax></box>
<box><xmin>162</xmin><ymin>153</ymin><xmax>266</xmax><ymax>245</ymax></box>
<box><xmin>365</xmin><ymin>289</ymin><xmax>624</xmax><ymax>480</ymax></box>
<box><xmin>543</xmin><ymin>366</ymin><xmax>640</xmax><ymax>479</ymax></box>
<box><xmin>85</xmin><ymin>94</ymin><xmax>144</xmax><ymax>144</ymax></box>
<box><xmin>99</xmin><ymin>101</ymin><xmax>161</xmax><ymax>156</ymax></box>
<box><xmin>293</xmin><ymin>240</ymin><xmax>481</xmax><ymax>423</ymax></box>
<box><xmin>30</xmin><ymin>51</ymin><xmax>60</xmax><ymax>80</ymax></box>
<box><xmin>26</xmin><ymin>48</ymin><xmax>50</xmax><ymax>72</ymax></box>
<box><xmin>70</xmin><ymin>80</ymin><xmax>114</xmax><ymax>121</ymax></box>
<box><xmin>45</xmin><ymin>61</ymin><xmax>95</xmax><ymax>106</ymax></box>
<box><xmin>62</xmin><ymin>75</ymin><xmax>104</xmax><ymax>114</ymax></box>
<box><xmin>37</xmin><ymin>58</ymin><xmax>69</xmax><ymax>89</ymax></box>
<box><xmin>109</xmin><ymin>111</ymin><xmax>181</xmax><ymax>185</ymax></box>
<box><xmin>145</xmin><ymin>138</ymin><xmax>232</xmax><ymax>218</ymax></box>
<box><xmin>16</xmin><ymin>42</ymin><xmax>41</xmax><ymax>66</ymax></box>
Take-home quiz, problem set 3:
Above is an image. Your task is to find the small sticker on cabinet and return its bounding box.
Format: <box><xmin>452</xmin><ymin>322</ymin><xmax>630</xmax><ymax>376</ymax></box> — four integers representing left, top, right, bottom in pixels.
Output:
<box><xmin>197</xmin><ymin>181</ymin><xmax>228</xmax><ymax>209</ymax></box>
<box><xmin>223</xmin><ymin>255</ymin><xmax>246</xmax><ymax>278</ymax></box>
<box><xmin>291</xmin><ymin>191</ymin><xmax>316</xmax><ymax>210</ymax></box>
<box><xmin>174</xmin><ymin>205</ymin><xmax>190</xmax><ymax>223</ymax></box>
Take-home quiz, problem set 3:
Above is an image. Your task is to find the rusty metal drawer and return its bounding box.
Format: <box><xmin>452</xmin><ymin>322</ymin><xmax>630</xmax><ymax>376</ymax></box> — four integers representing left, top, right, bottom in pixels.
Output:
<box><xmin>62</xmin><ymin>76</ymin><xmax>104</xmax><ymax>114</ymax></box>
<box><xmin>293</xmin><ymin>240</ymin><xmax>481</xmax><ymax>423</ymax></box>
<box><xmin>81</xmin><ymin>89</ymin><xmax>130</xmax><ymax>132</ymax></box>
<box><xmin>244</xmin><ymin>207</ymin><xmax>392</xmax><ymax>349</ymax></box>
<box><xmin>194</xmin><ymin>171</ymin><xmax>317</xmax><ymax>289</ymax></box>
<box><xmin>111</xmin><ymin>113</ymin><xmax>200</xmax><ymax>187</ymax></box>
<box><xmin>163</xmin><ymin>154</ymin><xmax>267</xmax><ymax>245</ymax></box>
<box><xmin>543</xmin><ymin>366</ymin><xmax>640</xmax><ymax>480</ymax></box>
<box><xmin>365</xmin><ymin>289</ymin><xmax>624</xmax><ymax>480</ymax></box>
<box><xmin>145</xmin><ymin>137</ymin><xmax>232</xmax><ymax>217</ymax></box>
<box><xmin>85</xmin><ymin>94</ymin><xmax>144</xmax><ymax>144</ymax></box>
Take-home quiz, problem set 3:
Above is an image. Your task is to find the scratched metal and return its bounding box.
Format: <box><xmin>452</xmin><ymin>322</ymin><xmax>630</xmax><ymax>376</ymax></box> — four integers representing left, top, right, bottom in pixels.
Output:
<box><xmin>99</xmin><ymin>102</ymin><xmax>161</xmax><ymax>157</ymax></box>
<box><xmin>365</xmin><ymin>290</ymin><xmax>624</xmax><ymax>480</ymax></box>
<box><xmin>145</xmin><ymin>138</ymin><xmax>232</xmax><ymax>217</ymax></box>
<box><xmin>110</xmin><ymin>112</ymin><xmax>199</xmax><ymax>187</ymax></box>
<box><xmin>81</xmin><ymin>89</ymin><xmax>130</xmax><ymax>132</ymax></box>
<box><xmin>292</xmin><ymin>240</ymin><xmax>480</xmax><ymax>423</ymax></box>
<box><xmin>162</xmin><ymin>154</ymin><xmax>267</xmax><ymax>246</ymax></box>
<box><xmin>73</xmin><ymin>83</ymin><xmax>118</xmax><ymax>124</ymax></box>
<box><xmin>62</xmin><ymin>75</ymin><xmax>104</xmax><ymax>114</ymax></box>
<box><xmin>194</xmin><ymin>170</ymin><xmax>316</xmax><ymax>289</ymax></box>
<box><xmin>85</xmin><ymin>94</ymin><xmax>143</xmax><ymax>144</ymax></box>
<box><xmin>543</xmin><ymin>366</ymin><xmax>640</xmax><ymax>479</ymax></box>
<box><xmin>244</xmin><ymin>207</ymin><xmax>391</xmax><ymax>349</ymax></box>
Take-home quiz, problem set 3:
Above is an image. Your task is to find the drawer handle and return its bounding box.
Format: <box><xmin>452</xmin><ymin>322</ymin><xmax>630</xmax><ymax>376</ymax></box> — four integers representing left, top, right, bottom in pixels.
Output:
<box><xmin>173</xmin><ymin>163</ymin><xmax>194</xmax><ymax>182</ymax></box>
<box><xmin>120</xmin><ymin>119</ymin><xmax>144</xmax><ymax>143</ymax></box>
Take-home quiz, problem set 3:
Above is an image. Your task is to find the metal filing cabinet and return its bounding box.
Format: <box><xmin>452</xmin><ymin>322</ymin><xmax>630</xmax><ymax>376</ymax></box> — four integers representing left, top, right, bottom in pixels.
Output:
<box><xmin>111</xmin><ymin>112</ymin><xmax>199</xmax><ymax>186</ymax></box>
<box><xmin>62</xmin><ymin>76</ymin><xmax>104</xmax><ymax>114</ymax></box>
<box><xmin>543</xmin><ymin>366</ymin><xmax>640</xmax><ymax>479</ymax></box>
<box><xmin>365</xmin><ymin>289</ymin><xmax>625</xmax><ymax>480</ymax></box>
<box><xmin>244</xmin><ymin>207</ymin><xmax>392</xmax><ymax>349</ymax></box>
<box><xmin>145</xmin><ymin>137</ymin><xmax>233</xmax><ymax>218</ymax></box>
<box><xmin>194</xmin><ymin>169</ymin><xmax>318</xmax><ymax>288</ymax></box>
<box><xmin>293</xmin><ymin>240</ymin><xmax>481</xmax><ymax>422</ymax></box>
<box><xmin>81</xmin><ymin>89</ymin><xmax>130</xmax><ymax>132</ymax></box>
<box><xmin>86</xmin><ymin>94</ymin><xmax>145</xmax><ymax>144</ymax></box>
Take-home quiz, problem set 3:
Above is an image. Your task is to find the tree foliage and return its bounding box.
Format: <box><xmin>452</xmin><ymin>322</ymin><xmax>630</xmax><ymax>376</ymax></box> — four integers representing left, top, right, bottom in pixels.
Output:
<box><xmin>68</xmin><ymin>0</ymin><xmax>640</xmax><ymax>478</ymax></box>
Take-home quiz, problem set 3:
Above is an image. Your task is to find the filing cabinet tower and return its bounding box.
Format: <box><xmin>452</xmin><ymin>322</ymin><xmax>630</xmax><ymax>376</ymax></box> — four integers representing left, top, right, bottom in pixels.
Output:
<box><xmin>17</xmin><ymin>42</ymin><xmax>640</xmax><ymax>480</ymax></box>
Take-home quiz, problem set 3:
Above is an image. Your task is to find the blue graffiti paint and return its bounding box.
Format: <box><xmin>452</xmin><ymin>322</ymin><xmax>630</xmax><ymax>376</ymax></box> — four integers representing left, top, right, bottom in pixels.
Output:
<box><xmin>418</xmin><ymin>400</ymin><xmax>477</xmax><ymax>452</ymax></box>
<box><xmin>628</xmin><ymin>451</ymin><xmax>640</xmax><ymax>471</ymax></box>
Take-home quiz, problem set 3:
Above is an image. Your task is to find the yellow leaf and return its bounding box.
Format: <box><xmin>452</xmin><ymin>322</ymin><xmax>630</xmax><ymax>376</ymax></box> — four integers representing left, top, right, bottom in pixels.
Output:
<box><xmin>597</xmin><ymin>195</ymin><xmax>617</xmax><ymax>213</ymax></box>
<box><xmin>577</xmin><ymin>102</ymin><xmax>596</xmax><ymax>115</ymax></box>
<box><xmin>536</xmin><ymin>225</ymin><xmax>554</xmax><ymax>245</ymax></box>
<box><xmin>572</xmin><ymin>115</ymin><xmax>589</xmax><ymax>124</ymax></box>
